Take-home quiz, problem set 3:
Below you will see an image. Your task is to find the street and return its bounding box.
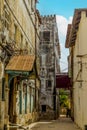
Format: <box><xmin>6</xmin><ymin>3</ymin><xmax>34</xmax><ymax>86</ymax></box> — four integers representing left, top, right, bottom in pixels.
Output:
<box><xmin>29</xmin><ymin>117</ymin><xmax>81</xmax><ymax>130</ymax></box>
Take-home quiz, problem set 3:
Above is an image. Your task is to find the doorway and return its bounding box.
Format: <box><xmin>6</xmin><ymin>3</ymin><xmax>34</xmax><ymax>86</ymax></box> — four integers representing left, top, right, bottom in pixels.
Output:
<box><xmin>8</xmin><ymin>78</ymin><xmax>14</xmax><ymax>123</ymax></box>
<box><xmin>42</xmin><ymin>105</ymin><xmax>46</xmax><ymax>112</ymax></box>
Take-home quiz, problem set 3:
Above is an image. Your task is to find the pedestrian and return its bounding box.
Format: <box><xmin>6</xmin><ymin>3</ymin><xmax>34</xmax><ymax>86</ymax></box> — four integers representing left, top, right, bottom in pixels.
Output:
<box><xmin>66</xmin><ymin>108</ymin><xmax>71</xmax><ymax>117</ymax></box>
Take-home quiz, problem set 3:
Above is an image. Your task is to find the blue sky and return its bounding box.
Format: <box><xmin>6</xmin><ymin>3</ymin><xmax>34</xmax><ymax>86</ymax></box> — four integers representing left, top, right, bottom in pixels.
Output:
<box><xmin>37</xmin><ymin>0</ymin><xmax>87</xmax><ymax>17</ymax></box>
<box><xmin>37</xmin><ymin>0</ymin><xmax>87</xmax><ymax>72</ymax></box>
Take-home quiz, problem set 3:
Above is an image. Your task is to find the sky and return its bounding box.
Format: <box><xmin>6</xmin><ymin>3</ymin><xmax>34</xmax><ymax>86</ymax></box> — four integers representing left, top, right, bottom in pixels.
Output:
<box><xmin>37</xmin><ymin>0</ymin><xmax>87</xmax><ymax>72</ymax></box>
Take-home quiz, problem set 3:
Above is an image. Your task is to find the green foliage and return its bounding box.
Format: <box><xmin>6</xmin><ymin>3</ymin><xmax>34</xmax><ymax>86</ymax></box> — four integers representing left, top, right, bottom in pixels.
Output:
<box><xmin>59</xmin><ymin>89</ymin><xmax>70</xmax><ymax>108</ymax></box>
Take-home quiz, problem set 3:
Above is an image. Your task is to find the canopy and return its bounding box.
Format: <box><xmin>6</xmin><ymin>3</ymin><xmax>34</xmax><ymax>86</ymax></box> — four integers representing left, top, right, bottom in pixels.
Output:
<box><xmin>5</xmin><ymin>55</ymin><xmax>35</xmax><ymax>72</ymax></box>
<box><xmin>56</xmin><ymin>74</ymin><xmax>71</xmax><ymax>89</ymax></box>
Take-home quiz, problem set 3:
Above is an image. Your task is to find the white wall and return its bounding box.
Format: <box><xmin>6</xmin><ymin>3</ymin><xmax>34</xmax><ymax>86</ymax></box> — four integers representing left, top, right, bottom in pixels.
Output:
<box><xmin>73</xmin><ymin>11</ymin><xmax>87</xmax><ymax>130</ymax></box>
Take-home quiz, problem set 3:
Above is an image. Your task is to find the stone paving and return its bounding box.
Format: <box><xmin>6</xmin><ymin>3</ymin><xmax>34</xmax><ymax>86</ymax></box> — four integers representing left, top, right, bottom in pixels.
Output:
<box><xmin>29</xmin><ymin>117</ymin><xmax>81</xmax><ymax>130</ymax></box>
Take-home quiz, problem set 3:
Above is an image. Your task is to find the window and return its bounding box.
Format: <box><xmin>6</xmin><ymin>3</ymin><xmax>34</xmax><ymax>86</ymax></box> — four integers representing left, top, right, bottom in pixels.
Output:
<box><xmin>46</xmin><ymin>55</ymin><xmax>52</xmax><ymax>65</ymax></box>
<box><xmin>20</xmin><ymin>34</ymin><xmax>23</xmax><ymax>49</ymax></box>
<box><xmin>40</xmin><ymin>56</ymin><xmax>42</xmax><ymax>65</ymax></box>
<box><xmin>46</xmin><ymin>80</ymin><xmax>52</xmax><ymax>91</ymax></box>
<box><xmin>2</xmin><ymin>78</ymin><xmax>5</xmax><ymax>101</ymax></box>
<box><xmin>48</xmin><ymin>80</ymin><xmax>52</xmax><ymax>87</ymax></box>
<box><xmin>4</xmin><ymin>5</ymin><xmax>10</xmax><ymax>29</ymax></box>
<box><xmin>31</xmin><ymin>0</ymin><xmax>35</xmax><ymax>12</ymax></box>
<box><xmin>24</xmin><ymin>42</ymin><xmax>28</xmax><ymax>54</ymax></box>
<box><xmin>23</xmin><ymin>83</ymin><xmax>27</xmax><ymax>114</ymax></box>
<box><xmin>30</xmin><ymin>88</ymin><xmax>34</xmax><ymax>112</ymax></box>
<box><xmin>42</xmin><ymin>105</ymin><xmax>46</xmax><ymax>112</ymax></box>
<box><xmin>40</xmin><ymin>32</ymin><xmax>43</xmax><ymax>39</ymax></box>
<box><xmin>43</xmin><ymin>31</ymin><xmax>50</xmax><ymax>42</ymax></box>
<box><xmin>29</xmin><ymin>87</ymin><xmax>31</xmax><ymax>113</ymax></box>
<box><xmin>26</xmin><ymin>42</ymin><xmax>28</xmax><ymax>48</ymax></box>
<box><xmin>14</xmin><ymin>24</ymin><xmax>17</xmax><ymax>42</ymax></box>
<box><xmin>19</xmin><ymin>90</ymin><xmax>22</xmax><ymax>114</ymax></box>
<box><xmin>30</xmin><ymin>48</ymin><xmax>32</xmax><ymax>54</ymax></box>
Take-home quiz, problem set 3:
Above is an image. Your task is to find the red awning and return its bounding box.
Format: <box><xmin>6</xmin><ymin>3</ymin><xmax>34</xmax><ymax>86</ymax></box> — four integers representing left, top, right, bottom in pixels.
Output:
<box><xmin>56</xmin><ymin>74</ymin><xmax>71</xmax><ymax>89</ymax></box>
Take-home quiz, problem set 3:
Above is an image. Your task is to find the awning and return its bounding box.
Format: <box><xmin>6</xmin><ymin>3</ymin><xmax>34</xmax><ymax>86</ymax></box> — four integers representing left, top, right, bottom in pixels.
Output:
<box><xmin>56</xmin><ymin>74</ymin><xmax>71</xmax><ymax>89</ymax></box>
<box><xmin>5</xmin><ymin>55</ymin><xmax>35</xmax><ymax>72</ymax></box>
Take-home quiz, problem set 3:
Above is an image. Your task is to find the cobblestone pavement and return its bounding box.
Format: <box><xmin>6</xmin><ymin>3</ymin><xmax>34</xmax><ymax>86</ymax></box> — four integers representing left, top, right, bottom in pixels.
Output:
<box><xmin>29</xmin><ymin>117</ymin><xmax>81</xmax><ymax>130</ymax></box>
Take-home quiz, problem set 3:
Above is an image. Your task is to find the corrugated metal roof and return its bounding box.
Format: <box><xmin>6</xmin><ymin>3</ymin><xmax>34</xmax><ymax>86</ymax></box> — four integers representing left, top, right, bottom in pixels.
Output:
<box><xmin>5</xmin><ymin>55</ymin><xmax>35</xmax><ymax>71</ymax></box>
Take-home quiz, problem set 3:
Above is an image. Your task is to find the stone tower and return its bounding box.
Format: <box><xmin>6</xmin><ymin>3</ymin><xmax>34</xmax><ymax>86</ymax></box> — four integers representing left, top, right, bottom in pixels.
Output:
<box><xmin>39</xmin><ymin>15</ymin><xmax>60</xmax><ymax>119</ymax></box>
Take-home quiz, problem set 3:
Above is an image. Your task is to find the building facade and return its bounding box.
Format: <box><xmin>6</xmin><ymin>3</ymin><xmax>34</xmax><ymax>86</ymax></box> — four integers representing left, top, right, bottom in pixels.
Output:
<box><xmin>0</xmin><ymin>0</ymin><xmax>41</xmax><ymax>129</ymax></box>
<box><xmin>65</xmin><ymin>9</ymin><xmax>87</xmax><ymax>130</ymax></box>
<box><xmin>39</xmin><ymin>15</ymin><xmax>60</xmax><ymax>120</ymax></box>
<box><xmin>65</xmin><ymin>24</ymin><xmax>74</xmax><ymax>120</ymax></box>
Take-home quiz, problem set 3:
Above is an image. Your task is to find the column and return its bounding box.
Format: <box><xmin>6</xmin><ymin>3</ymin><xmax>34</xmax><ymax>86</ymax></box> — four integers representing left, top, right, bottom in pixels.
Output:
<box><xmin>14</xmin><ymin>91</ymin><xmax>19</xmax><ymax>123</ymax></box>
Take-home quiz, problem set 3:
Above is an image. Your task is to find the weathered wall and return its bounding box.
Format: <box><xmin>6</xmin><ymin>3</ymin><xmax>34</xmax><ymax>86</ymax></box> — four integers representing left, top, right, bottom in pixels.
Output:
<box><xmin>0</xmin><ymin>0</ymin><xmax>40</xmax><ymax>129</ymax></box>
<box><xmin>73</xmin><ymin>11</ymin><xmax>87</xmax><ymax>130</ymax></box>
<box><xmin>39</xmin><ymin>15</ymin><xmax>60</xmax><ymax>120</ymax></box>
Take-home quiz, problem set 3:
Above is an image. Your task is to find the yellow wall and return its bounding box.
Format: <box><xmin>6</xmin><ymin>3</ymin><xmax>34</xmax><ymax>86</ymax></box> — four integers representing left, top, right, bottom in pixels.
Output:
<box><xmin>3</xmin><ymin>0</ymin><xmax>36</xmax><ymax>54</ymax></box>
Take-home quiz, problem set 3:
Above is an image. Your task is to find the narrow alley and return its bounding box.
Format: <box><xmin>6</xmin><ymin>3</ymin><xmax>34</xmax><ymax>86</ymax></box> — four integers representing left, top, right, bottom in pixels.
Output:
<box><xmin>29</xmin><ymin>117</ymin><xmax>81</xmax><ymax>130</ymax></box>
<box><xmin>1</xmin><ymin>0</ymin><xmax>87</xmax><ymax>130</ymax></box>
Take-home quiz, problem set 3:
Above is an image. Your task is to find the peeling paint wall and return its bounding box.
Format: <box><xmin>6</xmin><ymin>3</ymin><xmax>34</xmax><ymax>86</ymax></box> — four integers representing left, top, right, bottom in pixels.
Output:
<box><xmin>0</xmin><ymin>0</ymin><xmax>40</xmax><ymax>128</ymax></box>
<box><xmin>71</xmin><ymin>11</ymin><xmax>87</xmax><ymax>130</ymax></box>
<box><xmin>39</xmin><ymin>15</ymin><xmax>60</xmax><ymax>119</ymax></box>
